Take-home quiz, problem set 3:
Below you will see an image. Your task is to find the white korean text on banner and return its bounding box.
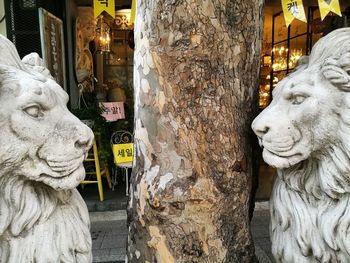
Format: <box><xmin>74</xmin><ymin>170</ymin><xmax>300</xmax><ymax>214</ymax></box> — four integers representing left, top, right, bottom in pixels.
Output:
<box><xmin>281</xmin><ymin>0</ymin><xmax>307</xmax><ymax>27</ymax></box>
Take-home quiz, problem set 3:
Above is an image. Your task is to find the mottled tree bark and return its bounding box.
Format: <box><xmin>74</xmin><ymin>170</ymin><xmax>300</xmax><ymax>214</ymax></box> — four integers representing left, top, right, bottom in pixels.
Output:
<box><xmin>128</xmin><ymin>1</ymin><xmax>264</xmax><ymax>262</ymax></box>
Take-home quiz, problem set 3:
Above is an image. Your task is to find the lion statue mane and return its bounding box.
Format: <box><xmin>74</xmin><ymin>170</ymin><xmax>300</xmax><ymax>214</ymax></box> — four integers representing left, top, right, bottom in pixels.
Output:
<box><xmin>252</xmin><ymin>28</ymin><xmax>350</xmax><ymax>262</ymax></box>
<box><xmin>0</xmin><ymin>35</ymin><xmax>93</xmax><ymax>262</ymax></box>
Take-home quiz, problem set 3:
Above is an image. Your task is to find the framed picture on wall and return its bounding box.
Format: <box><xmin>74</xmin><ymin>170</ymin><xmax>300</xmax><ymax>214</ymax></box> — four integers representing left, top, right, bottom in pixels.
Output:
<box><xmin>39</xmin><ymin>8</ymin><xmax>67</xmax><ymax>90</ymax></box>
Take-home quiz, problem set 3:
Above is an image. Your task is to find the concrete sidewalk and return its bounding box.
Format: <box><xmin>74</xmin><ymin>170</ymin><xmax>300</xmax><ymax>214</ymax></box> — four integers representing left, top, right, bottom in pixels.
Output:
<box><xmin>90</xmin><ymin>201</ymin><xmax>273</xmax><ymax>263</ymax></box>
<box><xmin>90</xmin><ymin>210</ymin><xmax>127</xmax><ymax>263</ymax></box>
<box><xmin>251</xmin><ymin>201</ymin><xmax>273</xmax><ymax>263</ymax></box>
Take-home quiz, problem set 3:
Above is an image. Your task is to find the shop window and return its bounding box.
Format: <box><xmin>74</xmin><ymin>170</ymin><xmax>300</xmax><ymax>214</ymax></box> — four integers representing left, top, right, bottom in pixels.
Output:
<box><xmin>259</xmin><ymin>4</ymin><xmax>350</xmax><ymax>109</ymax></box>
<box><xmin>103</xmin><ymin>9</ymin><xmax>134</xmax><ymax>102</ymax></box>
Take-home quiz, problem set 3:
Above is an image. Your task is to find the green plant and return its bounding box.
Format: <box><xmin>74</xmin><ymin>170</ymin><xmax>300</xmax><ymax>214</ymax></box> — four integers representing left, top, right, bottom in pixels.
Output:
<box><xmin>71</xmin><ymin>93</ymin><xmax>112</xmax><ymax>162</ymax></box>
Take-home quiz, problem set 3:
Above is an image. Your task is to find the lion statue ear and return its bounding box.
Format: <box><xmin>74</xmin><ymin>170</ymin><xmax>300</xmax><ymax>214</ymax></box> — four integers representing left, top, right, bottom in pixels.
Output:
<box><xmin>322</xmin><ymin>50</ymin><xmax>350</xmax><ymax>91</ymax></box>
<box><xmin>22</xmin><ymin>53</ymin><xmax>53</xmax><ymax>79</ymax></box>
<box><xmin>0</xmin><ymin>34</ymin><xmax>28</xmax><ymax>72</ymax></box>
<box><xmin>0</xmin><ymin>34</ymin><xmax>52</xmax><ymax>80</ymax></box>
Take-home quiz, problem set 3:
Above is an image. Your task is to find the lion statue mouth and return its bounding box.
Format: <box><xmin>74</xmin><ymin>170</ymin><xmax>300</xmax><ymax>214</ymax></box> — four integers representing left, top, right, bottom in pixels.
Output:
<box><xmin>254</xmin><ymin>126</ymin><xmax>308</xmax><ymax>169</ymax></box>
<box><xmin>261</xmin><ymin>147</ymin><xmax>305</xmax><ymax>169</ymax></box>
<box><xmin>36</xmin><ymin>155</ymin><xmax>88</xmax><ymax>189</ymax></box>
<box><xmin>14</xmin><ymin>129</ymin><xmax>93</xmax><ymax>190</ymax></box>
<box><xmin>45</xmin><ymin>154</ymin><xmax>87</xmax><ymax>176</ymax></box>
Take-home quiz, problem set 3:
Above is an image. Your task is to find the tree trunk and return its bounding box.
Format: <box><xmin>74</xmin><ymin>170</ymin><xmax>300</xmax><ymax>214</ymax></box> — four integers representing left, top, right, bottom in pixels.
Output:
<box><xmin>128</xmin><ymin>1</ymin><xmax>264</xmax><ymax>262</ymax></box>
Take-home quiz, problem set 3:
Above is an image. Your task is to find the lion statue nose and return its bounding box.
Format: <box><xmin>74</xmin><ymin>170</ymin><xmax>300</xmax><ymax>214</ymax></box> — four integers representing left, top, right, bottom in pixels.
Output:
<box><xmin>74</xmin><ymin>124</ymin><xmax>94</xmax><ymax>151</ymax></box>
<box><xmin>252</xmin><ymin>115</ymin><xmax>270</xmax><ymax>138</ymax></box>
<box><xmin>75</xmin><ymin>136</ymin><xmax>92</xmax><ymax>150</ymax></box>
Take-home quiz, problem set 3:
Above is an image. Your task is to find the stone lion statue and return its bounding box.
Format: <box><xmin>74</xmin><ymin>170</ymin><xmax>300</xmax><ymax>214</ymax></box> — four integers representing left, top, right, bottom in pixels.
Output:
<box><xmin>252</xmin><ymin>28</ymin><xmax>350</xmax><ymax>262</ymax></box>
<box><xmin>0</xmin><ymin>35</ymin><xmax>93</xmax><ymax>262</ymax></box>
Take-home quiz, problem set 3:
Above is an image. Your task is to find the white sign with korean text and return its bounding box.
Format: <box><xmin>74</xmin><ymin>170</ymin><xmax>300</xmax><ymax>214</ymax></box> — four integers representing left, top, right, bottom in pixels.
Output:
<box><xmin>100</xmin><ymin>101</ymin><xmax>125</xmax><ymax>122</ymax></box>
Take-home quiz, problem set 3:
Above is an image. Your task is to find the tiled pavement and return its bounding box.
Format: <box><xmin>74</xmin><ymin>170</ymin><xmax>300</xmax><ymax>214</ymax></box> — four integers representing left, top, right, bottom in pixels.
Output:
<box><xmin>90</xmin><ymin>211</ymin><xmax>127</xmax><ymax>263</ymax></box>
<box><xmin>90</xmin><ymin>201</ymin><xmax>273</xmax><ymax>263</ymax></box>
<box><xmin>251</xmin><ymin>202</ymin><xmax>274</xmax><ymax>263</ymax></box>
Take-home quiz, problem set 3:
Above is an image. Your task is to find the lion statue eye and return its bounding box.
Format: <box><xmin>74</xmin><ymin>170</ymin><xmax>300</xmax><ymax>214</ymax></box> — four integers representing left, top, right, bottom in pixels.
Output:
<box><xmin>291</xmin><ymin>95</ymin><xmax>307</xmax><ymax>105</ymax></box>
<box><xmin>24</xmin><ymin>105</ymin><xmax>43</xmax><ymax>118</ymax></box>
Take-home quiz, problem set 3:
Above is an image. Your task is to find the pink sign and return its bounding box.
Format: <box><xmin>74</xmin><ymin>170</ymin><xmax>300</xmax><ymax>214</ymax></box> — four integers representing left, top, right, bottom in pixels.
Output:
<box><xmin>100</xmin><ymin>102</ymin><xmax>125</xmax><ymax>122</ymax></box>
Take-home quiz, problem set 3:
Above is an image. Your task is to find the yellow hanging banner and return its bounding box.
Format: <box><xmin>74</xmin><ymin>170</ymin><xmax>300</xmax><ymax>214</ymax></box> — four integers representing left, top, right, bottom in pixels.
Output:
<box><xmin>318</xmin><ymin>0</ymin><xmax>342</xmax><ymax>21</ymax></box>
<box><xmin>130</xmin><ymin>0</ymin><xmax>136</xmax><ymax>24</ymax></box>
<box><xmin>94</xmin><ymin>0</ymin><xmax>115</xmax><ymax>18</ymax></box>
<box><xmin>281</xmin><ymin>0</ymin><xmax>307</xmax><ymax>27</ymax></box>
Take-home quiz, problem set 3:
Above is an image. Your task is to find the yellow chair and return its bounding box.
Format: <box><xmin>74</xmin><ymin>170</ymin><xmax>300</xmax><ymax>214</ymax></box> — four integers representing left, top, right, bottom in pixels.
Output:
<box><xmin>81</xmin><ymin>140</ymin><xmax>112</xmax><ymax>201</ymax></box>
<box><xmin>111</xmin><ymin>131</ymin><xmax>133</xmax><ymax>196</ymax></box>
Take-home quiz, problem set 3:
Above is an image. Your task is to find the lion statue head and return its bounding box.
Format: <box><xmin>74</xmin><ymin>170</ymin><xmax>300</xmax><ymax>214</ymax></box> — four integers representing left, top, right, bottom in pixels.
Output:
<box><xmin>252</xmin><ymin>27</ymin><xmax>350</xmax><ymax>197</ymax></box>
<box><xmin>0</xmin><ymin>35</ymin><xmax>93</xmax><ymax>262</ymax></box>
<box><xmin>252</xmin><ymin>28</ymin><xmax>350</xmax><ymax>262</ymax></box>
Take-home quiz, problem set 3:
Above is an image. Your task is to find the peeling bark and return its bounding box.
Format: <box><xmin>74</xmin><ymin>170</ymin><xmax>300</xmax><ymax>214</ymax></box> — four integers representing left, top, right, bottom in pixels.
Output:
<box><xmin>128</xmin><ymin>1</ymin><xmax>264</xmax><ymax>262</ymax></box>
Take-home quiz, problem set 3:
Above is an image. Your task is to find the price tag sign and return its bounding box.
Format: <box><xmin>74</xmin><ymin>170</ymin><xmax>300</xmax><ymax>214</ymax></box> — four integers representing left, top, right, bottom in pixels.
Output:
<box><xmin>100</xmin><ymin>102</ymin><xmax>125</xmax><ymax>122</ymax></box>
<box><xmin>113</xmin><ymin>143</ymin><xmax>133</xmax><ymax>163</ymax></box>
